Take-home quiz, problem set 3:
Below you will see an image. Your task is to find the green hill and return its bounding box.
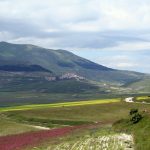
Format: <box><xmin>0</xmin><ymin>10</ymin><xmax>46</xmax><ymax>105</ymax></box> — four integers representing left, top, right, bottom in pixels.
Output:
<box><xmin>0</xmin><ymin>41</ymin><xmax>145</xmax><ymax>85</ymax></box>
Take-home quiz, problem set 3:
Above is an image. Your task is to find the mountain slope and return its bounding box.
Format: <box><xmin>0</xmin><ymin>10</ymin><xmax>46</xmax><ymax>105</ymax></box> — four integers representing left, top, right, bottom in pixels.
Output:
<box><xmin>124</xmin><ymin>75</ymin><xmax>150</xmax><ymax>93</ymax></box>
<box><xmin>0</xmin><ymin>41</ymin><xmax>145</xmax><ymax>84</ymax></box>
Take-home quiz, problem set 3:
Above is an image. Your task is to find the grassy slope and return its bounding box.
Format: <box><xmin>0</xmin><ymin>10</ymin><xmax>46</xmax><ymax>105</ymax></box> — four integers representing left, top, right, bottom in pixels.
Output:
<box><xmin>126</xmin><ymin>76</ymin><xmax>150</xmax><ymax>93</ymax></box>
<box><xmin>1</xmin><ymin>100</ymin><xmax>150</xmax><ymax>149</ymax></box>
<box><xmin>0</xmin><ymin>115</ymin><xmax>39</xmax><ymax>136</ymax></box>
<box><xmin>19</xmin><ymin>101</ymin><xmax>149</xmax><ymax>150</ymax></box>
<box><xmin>27</xmin><ymin>127</ymin><xmax>123</xmax><ymax>150</ymax></box>
<box><xmin>114</xmin><ymin>114</ymin><xmax>150</xmax><ymax>150</ymax></box>
<box><xmin>3</xmin><ymin>101</ymin><xmax>150</xmax><ymax>126</ymax></box>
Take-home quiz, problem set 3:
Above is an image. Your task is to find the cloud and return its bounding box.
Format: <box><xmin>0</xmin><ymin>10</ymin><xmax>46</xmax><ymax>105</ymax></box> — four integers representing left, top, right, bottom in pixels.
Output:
<box><xmin>0</xmin><ymin>0</ymin><xmax>150</xmax><ymax>49</ymax></box>
<box><xmin>0</xmin><ymin>0</ymin><xmax>150</xmax><ymax>73</ymax></box>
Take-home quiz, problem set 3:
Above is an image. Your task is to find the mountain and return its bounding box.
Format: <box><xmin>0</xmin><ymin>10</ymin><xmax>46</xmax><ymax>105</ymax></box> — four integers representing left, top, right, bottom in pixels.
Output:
<box><xmin>0</xmin><ymin>64</ymin><xmax>51</xmax><ymax>72</ymax></box>
<box><xmin>0</xmin><ymin>41</ymin><xmax>145</xmax><ymax>85</ymax></box>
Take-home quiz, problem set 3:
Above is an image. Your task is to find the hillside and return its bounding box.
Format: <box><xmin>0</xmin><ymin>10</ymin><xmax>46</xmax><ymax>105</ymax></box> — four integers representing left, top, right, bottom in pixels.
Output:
<box><xmin>0</xmin><ymin>41</ymin><xmax>145</xmax><ymax>85</ymax></box>
<box><xmin>124</xmin><ymin>75</ymin><xmax>150</xmax><ymax>93</ymax></box>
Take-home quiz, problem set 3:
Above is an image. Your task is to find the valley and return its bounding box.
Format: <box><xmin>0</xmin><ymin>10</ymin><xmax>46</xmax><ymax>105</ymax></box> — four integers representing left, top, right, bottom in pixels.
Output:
<box><xmin>0</xmin><ymin>42</ymin><xmax>150</xmax><ymax>150</ymax></box>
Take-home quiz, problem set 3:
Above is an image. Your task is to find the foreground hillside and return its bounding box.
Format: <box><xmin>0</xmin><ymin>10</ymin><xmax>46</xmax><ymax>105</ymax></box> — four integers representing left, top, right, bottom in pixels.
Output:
<box><xmin>0</xmin><ymin>97</ymin><xmax>150</xmax><ymax>150</ymax></box>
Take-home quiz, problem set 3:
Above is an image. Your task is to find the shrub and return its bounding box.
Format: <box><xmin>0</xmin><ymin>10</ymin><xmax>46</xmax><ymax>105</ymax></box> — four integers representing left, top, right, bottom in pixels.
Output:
<box><xmin>129</xmin><ymin>109</ymin><xmax>142</xmax><ymax>124</ymax></box>
<box><xmin>130</xmin><ymin>109</ymin><xmax>138</xmax><ymax>115</ymax></box>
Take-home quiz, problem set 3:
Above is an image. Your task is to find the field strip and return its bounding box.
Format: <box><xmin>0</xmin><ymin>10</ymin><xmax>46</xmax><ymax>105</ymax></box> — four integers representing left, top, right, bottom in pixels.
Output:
<box><xmin>0</xmin><ymin>125</ymin><xmax>84</xmax><ymax>150</ymax></box>
<box><xmin>0</xmin><ymin>98</ymin><xmax>120</xmax><ymax>112</ymax></box>
<box><xmin>26</xmin><ymin>125</ymin><xmax>50</xmax><ymax>130</ymax></box>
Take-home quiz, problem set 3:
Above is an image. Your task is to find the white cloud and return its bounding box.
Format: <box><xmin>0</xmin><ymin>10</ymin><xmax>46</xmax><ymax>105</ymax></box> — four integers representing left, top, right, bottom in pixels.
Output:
<box><xmin>0</xmin><ymin>0</ymin><xmax>150</xmax><ymax>73</ymax></box>
<box><xmin>0</xmin><ymin>0</ymin><xmax>150</xmax><ymax>31</ymax></box>
<box><xmin>102</xmin><ymin>41</ymin><xmax>150</xmax><ymax>51</ymax></box>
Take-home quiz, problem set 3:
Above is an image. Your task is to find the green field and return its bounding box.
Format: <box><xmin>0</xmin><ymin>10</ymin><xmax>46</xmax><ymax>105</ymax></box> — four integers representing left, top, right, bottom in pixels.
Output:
<box><xmin>134</xmin><ymin>96</ymin><xmax>150</xmax><ymax>104</ymax></box>
<box><xmin>1</xmin><ymin>97</ymin><xmax>150</xmax><ymax>150</ymax></box>
<box><xmin>0</xmin><ymin>91</ymin><xmax>123</xmax><ymax>107</ymax></box>
<box><xmin>0</xmin><ymin>115</ymin><xmax>39</xmax><ymax>136</ymax></box>
<box><xmin>0</xmin><ymin>98</ymin><xmax>120</xmax><ymax>112</ymax></box>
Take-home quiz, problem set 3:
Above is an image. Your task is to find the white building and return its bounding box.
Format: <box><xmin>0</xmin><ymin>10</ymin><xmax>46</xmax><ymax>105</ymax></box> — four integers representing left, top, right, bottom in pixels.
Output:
<box><xmin>124</xmin><ymin>97</ymin><xmax>134</xmax><ymax>103</ymax></box>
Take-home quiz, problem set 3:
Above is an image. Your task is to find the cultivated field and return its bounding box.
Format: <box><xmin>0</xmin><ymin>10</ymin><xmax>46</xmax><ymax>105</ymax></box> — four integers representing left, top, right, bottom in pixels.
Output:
<box><xmin>0</xmin><ymin>98</ymin><xmax>120</xmax><ymax>112</ymax></box>
<box><xmin>0</xmin><ymin>97</ymin><xmax>150</xmax><ymax>150</ymax></box>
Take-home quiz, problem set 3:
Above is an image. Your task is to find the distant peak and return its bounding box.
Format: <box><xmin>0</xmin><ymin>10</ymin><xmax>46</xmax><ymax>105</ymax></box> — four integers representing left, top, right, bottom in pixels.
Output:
<box><xmin>0</xmin><ymin>41</ymin><xmax>10</xmax><ymax>44</ymax></box>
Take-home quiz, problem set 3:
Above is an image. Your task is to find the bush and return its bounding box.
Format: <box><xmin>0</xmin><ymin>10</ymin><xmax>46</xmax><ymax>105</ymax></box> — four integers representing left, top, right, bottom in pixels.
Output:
<box><xmin>129</xmin><ymin>109</ymin><xmax>142</xmax><ymax>124</ymax></box>
<box><xmin>130</xmin><ymin>109</ymin><xmax>138</xmax><ymax>115</ymax></box>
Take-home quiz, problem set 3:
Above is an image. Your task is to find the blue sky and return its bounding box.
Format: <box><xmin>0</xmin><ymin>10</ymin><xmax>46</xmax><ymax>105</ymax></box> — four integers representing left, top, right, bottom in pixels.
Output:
<box><xmin>0</xmin><ymin>0</ymin><xmax>150</xmax><ymax>73</ymax></box>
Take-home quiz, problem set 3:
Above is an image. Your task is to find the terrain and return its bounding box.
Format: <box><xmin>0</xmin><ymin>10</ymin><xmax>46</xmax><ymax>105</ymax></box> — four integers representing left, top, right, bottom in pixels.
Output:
<box><xmin>0</xmin><ymin>41</ymin><xmax>144</xmax><ymax>85</ymax></box>
<box><xmin>0</xmin><ymin>41</ymin><xmax>150</xmax><ymax>150</ymax></box>
<box><xmin>0</xmin><ymin>41</ymin><xmax>149</xmax><ymax>107</ymax></box>
<box><xmin>0</xmin><ymin>96</ymin><xmax>150</xmax><ymax>150</ymax></box>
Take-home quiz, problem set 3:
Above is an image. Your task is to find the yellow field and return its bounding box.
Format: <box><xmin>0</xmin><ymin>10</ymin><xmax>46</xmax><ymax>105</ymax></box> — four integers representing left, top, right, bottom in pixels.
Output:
<box><xmin>136</xmin><ymin>96</ymin><xmax>149</xmax><ymax>101</ymax></box>
<box><xmin>0</xmin><ymin>98</ymin><xmax>120</xmax><ymax>112</ymax></box>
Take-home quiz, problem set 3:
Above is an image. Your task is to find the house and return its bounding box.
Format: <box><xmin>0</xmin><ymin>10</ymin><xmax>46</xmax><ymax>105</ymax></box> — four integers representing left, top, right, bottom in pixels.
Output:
<box><xmin>124</xmin><ymin>97</ymin><xmax>134</xmax><ymax>103</ymax></box>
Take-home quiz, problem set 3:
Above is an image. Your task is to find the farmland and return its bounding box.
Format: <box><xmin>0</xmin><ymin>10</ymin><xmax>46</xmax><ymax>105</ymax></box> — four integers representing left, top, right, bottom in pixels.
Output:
<box><xmin>0</xmin><ymin>98</ymin><xmax>120</xmax><ymax>112</ymax></box>
<box><xmin>0</xmin><ymin>97</ymin><xmax>150</xmax><ymax>150</ymax></box>
<box><xmin>135</xmin><ymin>96</ymin><xmax>150</xmax><ymax>103</ymax></box>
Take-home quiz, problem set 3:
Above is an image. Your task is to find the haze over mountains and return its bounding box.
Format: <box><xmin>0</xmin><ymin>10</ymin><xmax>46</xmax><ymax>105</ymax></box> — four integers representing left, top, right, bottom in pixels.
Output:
<box><xmin>0</xmin><ymin>41</ymin><xmax>149</xmax><ymax>93</ymax></box>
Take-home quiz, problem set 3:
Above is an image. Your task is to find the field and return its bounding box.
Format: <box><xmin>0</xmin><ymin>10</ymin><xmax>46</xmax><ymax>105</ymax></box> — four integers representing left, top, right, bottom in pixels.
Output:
<box><xmin>0</xmin><ymin>92</ymin><xmax>122</xmax><ymax>107</ymax></box>
<box><xmin>34</xmin><ymin>128</ymin><xmax>133</xmax><ymax>150</ymax></box>
<box><xmin>0</xmin><ymin>116</ymin><xmax>39</xmax><ymax>136</ymax></box>
<box><xmin>0</xmin><ymin>97</ymin><xmax>150</xmax><ymax>150</ymax></box>
<box><xmin>0</xmin><ymin>91</ymin><xmax>149</xmax><ymax>107</ymax></box>
<box><xmin>135</xmin><ymin>96</ymin><xmax>150</xmax><ymax>103</ymax></box>
<box><xmin>0</xmin><ymin>98</ymin><xmax>120</xmax><ymax>112</ymax></box>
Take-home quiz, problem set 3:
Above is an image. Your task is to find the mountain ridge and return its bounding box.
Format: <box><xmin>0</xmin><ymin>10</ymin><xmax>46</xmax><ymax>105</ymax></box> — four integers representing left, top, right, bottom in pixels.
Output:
<box><xmin>0</xmin><ymin>41</ymin><xmax>145</xmax><ymax>85</ymax></box>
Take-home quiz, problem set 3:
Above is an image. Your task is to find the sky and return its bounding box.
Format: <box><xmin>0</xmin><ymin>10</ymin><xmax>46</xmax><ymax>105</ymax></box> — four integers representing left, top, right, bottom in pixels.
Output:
<box><xmin>0</xmin><ymin>0</ymin><xmax>150</xmax><ymax>73</ymax></box>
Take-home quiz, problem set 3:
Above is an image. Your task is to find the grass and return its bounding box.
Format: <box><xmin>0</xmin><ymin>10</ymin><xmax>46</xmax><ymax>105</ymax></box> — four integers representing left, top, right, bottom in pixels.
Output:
<box><xmin>135</xmin><ymin>96</ymin><xmax>150</xmax><ymax>103</ymax></box>
<box><xmin>113</xmin><ymin>113</ymin><xmax>150</xmax><ymax>150</ymax></box>
<box><xmin>3</xmin><ymin>101</ymin><xmax>150</xmax><ymax>131</ymax></box>
<box><xmin>0</xmin><ymin>91</ymin><xmax>149</xmax><ymax>107</ymax></box>
<box><xmin>136</xmin><ymin>96</ymin><xmax>150</xmax><ymax>101</ymax></box>
<box><xmin>0</xmin><ymin>115</ymin><xmax>39</xmax><ymax>136</ymax></box>
<box><xmin>0</xmin><ymin>98</ymin><xmax>120</xmax><ymax>112</ymax></box>
<box><xmin>1</xmin><ymin>98</ymin><xmax>150</xmax><ymax>149</ymax></box>
<box><xmin>0</xmin><ymin>91</ymin><xmax>123</xmax><ymax>107</ymax></box>
<box><xmin>125</xmin><ymin>76</ymin><xmax>150</xmax><ymax>93</ymax></box>
<box><xmin>26</xmin><ymin>125</ymin><xmax>133</xmax><ymax>150</ymax></box>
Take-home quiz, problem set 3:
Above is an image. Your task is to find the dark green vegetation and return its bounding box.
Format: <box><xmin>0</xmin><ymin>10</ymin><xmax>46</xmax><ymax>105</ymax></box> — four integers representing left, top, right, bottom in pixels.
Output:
<box><xmin>129</xmin><ymin>108</ymin><xmax>142</xmax><ymax>124</ymax></box>
<box><xmin>0</xmin><ymin>78</ymin><xmax>98</xmax><ymax>93</ymax></box>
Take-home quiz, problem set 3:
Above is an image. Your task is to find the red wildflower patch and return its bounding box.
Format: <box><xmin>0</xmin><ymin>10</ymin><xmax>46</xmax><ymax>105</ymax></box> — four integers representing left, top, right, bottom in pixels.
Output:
<box><xmin>0</xmin><ymin>126</ymin><xmax>82</xmax><ymax>150</ymax></box>
<box><xmin>0</xmin><ymin>122</ymin><xmax>103</xmax><ymax>150</ymax></box>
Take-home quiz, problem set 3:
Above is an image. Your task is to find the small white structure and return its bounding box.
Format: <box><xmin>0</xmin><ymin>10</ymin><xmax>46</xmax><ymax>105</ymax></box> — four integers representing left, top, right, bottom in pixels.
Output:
<box><xmin>124</xmin><ymin>97</ymin><xmax>134</xmax><ymax>103</ymax></box>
